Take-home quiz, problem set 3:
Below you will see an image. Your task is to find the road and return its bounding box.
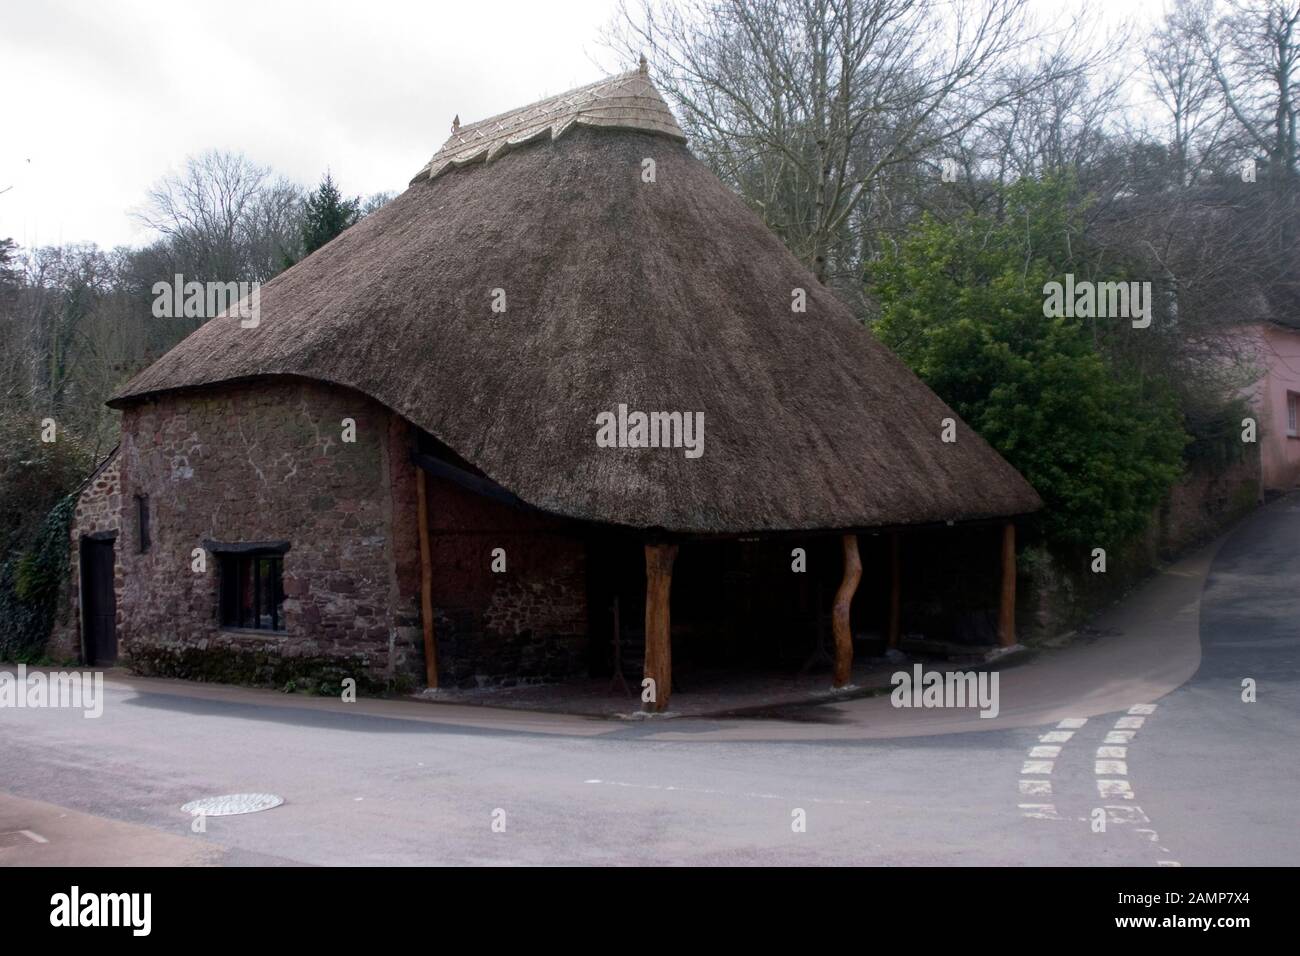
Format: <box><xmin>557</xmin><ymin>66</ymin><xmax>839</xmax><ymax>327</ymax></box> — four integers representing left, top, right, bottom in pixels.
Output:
<box><xmin>1</xmin><ymin>495</ymin><xmax>1296</xmax><ymax>866</ymax></box>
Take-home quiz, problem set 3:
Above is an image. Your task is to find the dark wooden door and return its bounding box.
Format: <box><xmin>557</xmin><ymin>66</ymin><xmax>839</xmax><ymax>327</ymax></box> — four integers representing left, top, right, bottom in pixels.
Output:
<box><xmin>80</xmin><ymin>536</ymin><xmax>117</xmax><ymax>665</ymax></box>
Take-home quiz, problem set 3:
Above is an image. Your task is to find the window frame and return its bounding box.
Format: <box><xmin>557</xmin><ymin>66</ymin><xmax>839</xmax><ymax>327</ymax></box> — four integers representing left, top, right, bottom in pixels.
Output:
<box><xmin>1287</xmin><ymin>391</ymin><xmax>1299</xmax><ymax>438</ymax></box>
<box><xmin>135</xmin><ymin>495</ymin><xmax>151</xmax><ymax>553</ymax></box>
<box><xmin>213</xmin><ymin>544</ymin><xmax>289</xmax><ymax>633</ymax></box>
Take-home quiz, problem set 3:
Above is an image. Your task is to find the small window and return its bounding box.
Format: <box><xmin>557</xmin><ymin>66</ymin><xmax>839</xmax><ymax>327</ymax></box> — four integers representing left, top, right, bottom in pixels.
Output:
<box><xmin>1288</xmin><ymin>392</ymin><xmax>1299</xmax><ymax>437</ymax></box>
<box><xmin>219</xmin><ymin>551</ymin><xmax>285</xmax><ymax>631</ymax></box>
<box><xmin>136</xmin><ymin>495</ymin><xmax>150</xmax><ymax>553</ymax></box>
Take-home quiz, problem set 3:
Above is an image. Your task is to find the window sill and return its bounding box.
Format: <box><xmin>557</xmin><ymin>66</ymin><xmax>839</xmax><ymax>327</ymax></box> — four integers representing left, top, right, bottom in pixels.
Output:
<box><xmin>218</xmin><ymin>627</ymin><xmax>287</xmax><ymax>638</ymax></box>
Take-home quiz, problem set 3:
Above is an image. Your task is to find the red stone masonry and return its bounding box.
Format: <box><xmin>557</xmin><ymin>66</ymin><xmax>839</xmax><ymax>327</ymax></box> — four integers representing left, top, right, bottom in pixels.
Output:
<box><xmin>49</xmin><ymin>377</ymin><xmax>594</xmax><ymax>690</ymax></box>
<box><xmin>113</xmin><ymin>379</ymin><xmax>425</xmax><ymax>688</ymax></box>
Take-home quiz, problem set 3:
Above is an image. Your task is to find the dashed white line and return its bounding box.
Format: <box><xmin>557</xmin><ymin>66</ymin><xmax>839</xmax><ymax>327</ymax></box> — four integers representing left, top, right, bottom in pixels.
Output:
<box><xmin>1105</xmin><ymin>806</ymin><xmax>1150</xmax><ymax>825</ymax></box>
<box><xmin>1097</xmin><ymin>779</ymin><xmax>1134</xmax><ymax>799</ymax></box>
<box><xmin>1093</xmin><ymin>703</ymin><xmax>1180</xmax><ymax>867</ymax></box>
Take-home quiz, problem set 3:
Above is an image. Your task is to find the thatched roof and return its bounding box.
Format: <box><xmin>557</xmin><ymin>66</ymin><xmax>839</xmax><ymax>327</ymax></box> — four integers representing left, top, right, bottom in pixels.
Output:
<box><xmin>411</xmin><ymin>66</ymin><xmax>685</xmax><ymax>183</ymax></box>
<box><xmin>111</xmin><ymin>70</ymin><xmax>1040</xmax><ymax>535</ymax></box>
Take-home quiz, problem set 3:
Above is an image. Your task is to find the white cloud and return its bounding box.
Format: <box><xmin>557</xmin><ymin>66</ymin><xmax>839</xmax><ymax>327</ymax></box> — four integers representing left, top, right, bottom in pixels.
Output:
<box><xmin>1</xmin><ymin>0</ymin><xmax>625</xmax><ymax>249</ymax></box>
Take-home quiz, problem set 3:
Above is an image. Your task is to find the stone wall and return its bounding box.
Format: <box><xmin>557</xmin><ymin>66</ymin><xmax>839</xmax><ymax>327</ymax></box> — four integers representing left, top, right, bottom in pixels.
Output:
<box><xmin>47</xmin><ymin>450</ymin><xmax>124</xmax><ymax>662</ymax></box>
<box><xmin>109</xmin><ymin>379</ymin><xmax>425</xmax><ymax>692</ymax></box>
<box><xmin>426</xmin><ymin>473</ymin><xmax>589</xmax><ymax>687</ymax></box>
<box><xmin>1021</xmin><ymin>450</ymin><xmax>1262</xmax><ymax>641</ymax></box>
<box><xmin>47</xmin><ymin>377</ymin><xmax>594</xmax><ymax>692</ymax></box>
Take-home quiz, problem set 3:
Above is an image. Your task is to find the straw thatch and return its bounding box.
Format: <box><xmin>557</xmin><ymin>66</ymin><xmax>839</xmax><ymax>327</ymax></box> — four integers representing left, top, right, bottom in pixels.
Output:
<box><xmin>111</xmin><ymin>71</ymin><xmax>1040</xmax><ymax>535</ymax></box>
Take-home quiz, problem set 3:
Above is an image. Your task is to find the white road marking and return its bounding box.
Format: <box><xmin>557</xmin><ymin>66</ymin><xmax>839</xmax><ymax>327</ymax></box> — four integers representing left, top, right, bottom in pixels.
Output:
<box><xmin>1157</xmin><ymin>861</ymin><xmax>1182</xmax><ymax>867</ymax></box>
<box><xmin>1096</xmin><ymin>760</ymin><xmax>1128</xmax><ymax>776</ymax></box>
<box><xmin>1105</xmin><ymin>730</ymin><xmax>1136</xmax><ymax>744</ymax></box>
<box><xmin>1097</xmin><ymin>779</ymin><xmax>1134</xmax><ymax>799</ymax></box>
<box><xmin>1029</xmin><ymin>745</ymin><xmax>1061</xmax><ymax>758</ymax></box>
<box><xmin>1115</xmin><ymin>716</ymin><xmax>1146</xmax><ymax>730</ymax></box>
<box><xmin>1039</xmin><ymin>731</ymin><xmax>1074</xmax><ymax>743</ymax></box>
<box><xmin>1057</xmin><ymin>718</ymin><xmax>1088</xmax><ymax>729</ymax></box>
<box><xmin>1019</xmin><ymin>803</ymin><xmax>1063</xmax><ymax>820</ymax></box>
<box><xmin>1128</xmin><ymin>704</ymin><xmax>1157</xmax><ymax>715</ymax></box>
<box><xmin>1105</xmin><ymin>806</ymin><xmax>1150</xmax><ymax>825</ymax></box>
<box><xmin>1019</xmin><ymin>779</ymin><xmax>1052</xmax><ymax>795</ymax></box>
<box><xmin>1020</xmin><ymin>760</ymin><xmax>1054</xmax><ymax>774</ymax></box>
<box><xmin>1097</xmin><ymin>746</ymin><xmax>1127</xmax><ymax>758</ymax></box>
<box><xmin>18</xmin><ymin>830</ymin><xmax>48</xmax><ymax>844</ymax></box>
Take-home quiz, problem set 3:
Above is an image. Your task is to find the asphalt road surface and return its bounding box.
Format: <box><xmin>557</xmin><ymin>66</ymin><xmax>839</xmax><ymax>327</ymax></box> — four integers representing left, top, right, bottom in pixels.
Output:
<box><xmin>1</xmin><ymin>495</ymin><xmax>1296</xmax><ymax>866</ymax></box>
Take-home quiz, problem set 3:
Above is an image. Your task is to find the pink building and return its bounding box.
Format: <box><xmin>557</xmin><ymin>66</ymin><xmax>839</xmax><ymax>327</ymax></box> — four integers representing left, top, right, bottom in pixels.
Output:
<box><xmin>1246</xmin><ymin>320</ymin><xmax>1300</xmax><ymax>492</ymax></box>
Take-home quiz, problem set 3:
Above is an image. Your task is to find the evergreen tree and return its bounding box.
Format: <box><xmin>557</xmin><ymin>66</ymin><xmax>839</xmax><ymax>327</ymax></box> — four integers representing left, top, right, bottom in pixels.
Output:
<box><xmin>300</xmin><ymin>173</ymin><xmax>360</xmax><ymax>256</ymax></box>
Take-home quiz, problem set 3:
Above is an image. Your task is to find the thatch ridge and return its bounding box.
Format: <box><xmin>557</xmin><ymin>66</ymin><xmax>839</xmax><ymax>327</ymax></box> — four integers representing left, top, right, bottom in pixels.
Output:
<box><xmin>411</xmin><ymin>68</ymin><xmax>685</xmax><ymax>184</ymax></box>
<box><xmin>112</xmin><ymin>119</ymin><xmax>1040</xmax><ymax>534</ymax></box>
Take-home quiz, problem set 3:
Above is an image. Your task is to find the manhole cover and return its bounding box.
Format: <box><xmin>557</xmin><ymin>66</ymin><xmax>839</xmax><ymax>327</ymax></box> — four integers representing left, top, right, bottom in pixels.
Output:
<box><xmin>181</xmin><ymin>793</ymin><xmax>284</xmax><ymax>816</ymax></box>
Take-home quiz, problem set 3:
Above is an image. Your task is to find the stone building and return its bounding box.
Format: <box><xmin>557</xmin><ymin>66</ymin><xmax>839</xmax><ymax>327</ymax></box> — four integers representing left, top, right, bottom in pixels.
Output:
<box><xmin>52</xmin><ymin>67</ymin><xmax>1040</xmax><ymax>708</ymax></box>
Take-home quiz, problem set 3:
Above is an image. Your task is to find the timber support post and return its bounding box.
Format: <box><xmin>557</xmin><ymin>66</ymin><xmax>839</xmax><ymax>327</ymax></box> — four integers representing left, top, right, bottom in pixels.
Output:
<box><xmin>642</xmin><ymin>542</ymin><xmax>678</xmax><ymax>712</ymax></box>
<box><xmin>998</xmin><ymin>522</ymin><xmax>1016</xmax><ymax>648</ymax></box>
<box><xmin>416</xmin><ymin>465</ymin><xmax>438</xmax><ymax>688</ymax></box>
<box><xmin>888</xmin><ymin>531</ymin><xmax>901</xmax><ymax>649</ymax></box>
<box><xmin>832</xmin><ymin>533</ymin><xmax>862</xmax><ymax>687</ymax></box>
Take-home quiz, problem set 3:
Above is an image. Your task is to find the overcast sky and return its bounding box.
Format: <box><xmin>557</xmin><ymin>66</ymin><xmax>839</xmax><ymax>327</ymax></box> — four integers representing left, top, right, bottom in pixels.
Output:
<box><xmin>2</xmin><ymin>0</ymin><xmax>1166</xmax><ymax>251</ymax></box>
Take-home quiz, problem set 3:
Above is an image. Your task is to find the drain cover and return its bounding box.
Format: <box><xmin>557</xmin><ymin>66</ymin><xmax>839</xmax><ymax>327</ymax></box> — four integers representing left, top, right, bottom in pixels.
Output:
<box><xmin>181</xmin><ymin>793</ymin><xmax>284</xmax><ymax>816</ymax></box>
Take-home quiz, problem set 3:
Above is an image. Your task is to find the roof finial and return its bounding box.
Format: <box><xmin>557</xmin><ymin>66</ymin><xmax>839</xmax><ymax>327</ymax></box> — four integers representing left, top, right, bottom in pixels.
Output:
<box><xmin>452</xmin><ymin>114</ymin><xmax>461</xmax><ymax>134</ymax></box>
<box><xmin>638</xmin><ymin>52</ymin><xmax>648</xmax><ymax>75</ymax></box>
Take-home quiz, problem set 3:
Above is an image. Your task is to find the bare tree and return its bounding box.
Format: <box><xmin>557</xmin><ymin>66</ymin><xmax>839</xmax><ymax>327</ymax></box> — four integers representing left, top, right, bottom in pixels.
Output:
<box><xmin>1145</xmin><ymin>0</ymin><xmax>1231</xmax><ymax>185</ymax></box>
<box><xmin>1196</xmin><ymin>0</ymin><xmax>1300</xmax><ymax>179</ymax></box>
<box><xmin>135</xmin><ymin>150</ymin><xmax>304</xmax><ymax>283</ymax></box>
<box><xmin>606</xmin><ymin>0</ymin><xmax>1100</xmax><ymax>294</ymax></box>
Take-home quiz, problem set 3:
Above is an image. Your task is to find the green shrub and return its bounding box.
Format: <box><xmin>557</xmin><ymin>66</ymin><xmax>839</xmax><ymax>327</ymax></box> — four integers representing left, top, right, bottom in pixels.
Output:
<box><xmin>872</xmin><ymin>177</ymin><xmax>1187</xmax><ymax>552</ymax></box>
<box><xmin>0</xmin><ymin>494</ymin><xmax>76</xmax><ymax>660</ymax></box>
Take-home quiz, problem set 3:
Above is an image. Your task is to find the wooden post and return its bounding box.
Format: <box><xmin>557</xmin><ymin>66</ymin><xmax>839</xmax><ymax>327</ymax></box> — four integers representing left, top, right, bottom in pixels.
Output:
<box><xmin>998</xmin><ymin>522</ymin><xmax>1016</xmax><ymax>648</ymax></box>
<box><xmin>642</xmin><ymin>542</ymin><xmax>678</xmax><ymax>712</ymax></box>
<box><xmin>416</xmin><ymin>466</ymin><xmax>438</xmax><ymax>688</ymax></box>
<box><xmin>832</xmin><ymin>534</ymin><xmax>862</xmax><ymax>687</ymax></box>
<box><xmin>888</xmin><ymin>531</ymin><xmax>901</xmax><ymax>648</ymax></box>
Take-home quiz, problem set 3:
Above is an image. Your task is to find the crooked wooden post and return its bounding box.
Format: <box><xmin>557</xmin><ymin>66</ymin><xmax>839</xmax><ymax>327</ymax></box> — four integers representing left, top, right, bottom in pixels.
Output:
<box><xmin>642</xmin><ymin>542</ymin><xmax>678</xmax><ymax>712</ymax></box>
<box><xmin>888</xmin><ymin>531</ymin><xmax>901</xmax><ymax>649</ymax></box>
<box><xmin>416</xmin><ymin>465</ymin><xmax>438</xmax><ymax>688</ymax></box>
<box><xmin>832</xmin><ymin>534</ymin><xmax>862</xmax><ymax>687</ymax></box>
<box><xmin>998</xmin><ymin>522</ymin><xmax>1016</xmax><ymax>647</ymax></box>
